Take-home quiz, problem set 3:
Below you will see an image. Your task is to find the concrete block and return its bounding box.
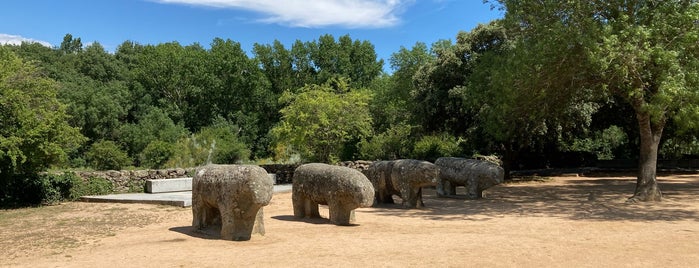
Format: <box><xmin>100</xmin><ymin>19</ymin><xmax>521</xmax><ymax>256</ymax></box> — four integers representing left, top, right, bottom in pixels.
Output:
<box><xmin>146</xmin><ymin>177</ymin><xmax>192</xmax><ymax>193</ymax></box>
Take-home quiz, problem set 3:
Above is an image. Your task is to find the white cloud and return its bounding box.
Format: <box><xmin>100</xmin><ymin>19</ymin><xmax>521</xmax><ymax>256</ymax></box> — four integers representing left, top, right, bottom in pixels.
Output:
<box><xmin>152</xmin><ymin>0</ymin><xmax>412</xmax><ymax>28</ymax></box>
<box><xmin>0</xmin><ymin>33</ymin><xmax>52</xmax><ymax>47</ymax></box>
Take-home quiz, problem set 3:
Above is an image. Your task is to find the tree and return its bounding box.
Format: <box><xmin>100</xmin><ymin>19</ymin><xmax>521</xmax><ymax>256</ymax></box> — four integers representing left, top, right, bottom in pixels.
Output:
<box><xmin>496</xmin><ymin>0</ymin><xmax>699</xmax><ymax>201</ymax></box>
<box><xmin>371</xmin><ymin>42</ymin><xmax>432</xmax><ymax>131</ymax></box>
<box><xmin>118</xmin><ymin>107</ymin><xmax>188</xmax><ymax>164</ymax></box>
<box><xmin>271</xmin><ymin>77</ymin><xmax>373</xmax><ymax>163</ymax></box>
<box><xmin>0</xmin><ymin>47</ymin><xmax>85</xmax><ymax>204</ymax></box>
<box><xmin>206</xmin><ymin>38</ymin><xmax>275</xmax><ymax>158</ymax></box>
<box><xmin>412</xmin><ymin>38</ymin><xmax>475</xmax><ymax>135</ymax></box>
<box><xmin>59</xmin><ymin>33</ymin><xmax>82</xmax><ymax>54</ymax></box>
<box><xmin>133</xmin><ymin>42</ymin><xmax>208</xmax><ymax>126</ymax></box>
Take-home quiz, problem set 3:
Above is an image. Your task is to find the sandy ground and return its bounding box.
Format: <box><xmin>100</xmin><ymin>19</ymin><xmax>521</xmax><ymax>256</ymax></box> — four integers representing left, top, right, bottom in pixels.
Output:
<box><xmin>2</xmin><ymin>173</ymin><xmax>699</xmax><ymax>267</ymax></box>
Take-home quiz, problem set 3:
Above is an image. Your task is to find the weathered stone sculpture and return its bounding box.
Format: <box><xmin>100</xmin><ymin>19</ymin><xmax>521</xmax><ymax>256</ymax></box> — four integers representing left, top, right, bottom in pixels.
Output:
<box><xmin>435</xmin><ymin>157</ymin><xmax>504</xmax><ymax>199</ymax></box>
<box><xmin>363</xmin><ymin>159</ymin><xmax>439</xmax><ymax>208</ymax></box>
<box><xmin>292</xmin><ymin>163</ymin><xmax>374</xmax><ymax>225</ymax></box>
<box><xmin>192</xmin><ymin>164</ymin><xmax>274</xmax><ymax>241</ymax></box>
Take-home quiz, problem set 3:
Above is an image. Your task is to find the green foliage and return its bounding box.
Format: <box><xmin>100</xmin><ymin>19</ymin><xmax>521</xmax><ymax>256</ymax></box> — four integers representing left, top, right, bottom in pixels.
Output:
<box><xmin>59</xmin><ymin>77</ymin><xmax>131</xmax><ymax>142</ymax></box>
<box><xmin>132</xmin><ymin>42</ymin><xmax>208</xmax><ymax>125</ymax></box>
<box><xmin>0</xmin><ymin>47</ymin><xmax>86</xmax><ymax>172</ymax></box>
<box><xmin>359</xmin><ymin>123</ymin><xmax>415</xmax><ymax>160</ymax></box>
<box><xmin>205</xmin><ymin>38</ymin><xmax>274</xmax><ymax>158</ymax></box>
<box><xmin>118</xmin><ymin>107</ymin><xmax>188</xmax><ymax>163</ymax></box>
<box><xmin>166</xmin><ymin>118</ymin><xmax>250</xmax><ymax>167</ymax></box>
<box><xmin>660</xmin><ymin>137</ymin><xmax>699</xmax><ymax>159</ymax></box>
<box><xmin>0</xmin><ymin>46</ymin><xmax>86</xmax><ymax>203</ymax></box>
<box><xmin>1</xmin><ymin>172</ymin><xmax>71</xmax><ymax>207</ymax></box>
<box><xmin>272</xmin><ymin>77</ymin><xmax>373</xmax><ymax>163</ymax></box>
<box><xmin>69</xmin><ymin>176</ymin><xmax>114</xmax><ymax>199</ymax></box>
<box><xmin>139</xmin><ymin>140</ymin><xmax>176</xmax><ymax>169</ymax></box>
<box><xmin>411</xmin><ymin>133</ymin><xmax>462</xmax><ymax>162</ymax></box>
<box><xmin>566</xmin><ymin>126</ymin><xmax>629</xmax><ymax>160</ymax></box>
<box><xmin>85</xmin><ymin>140</ymin><xmax>132</xmax><ymax>170</ymax></box>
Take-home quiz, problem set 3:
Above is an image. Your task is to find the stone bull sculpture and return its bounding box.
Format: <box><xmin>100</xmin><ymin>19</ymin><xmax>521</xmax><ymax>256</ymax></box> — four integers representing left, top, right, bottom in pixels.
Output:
<box><xmin>363</xmin><ymin>159</ymin><xmax>439</xmax><ymax>208</ymax></box>
<box><xmin>435</xmin><ymin>157</ymin><xmax>504</xmax><ymax>199</ymax></box>
<box><xmin>192</xmin><ymin>164</ymin><xmax>274</xmax><ymax>241</ymax></box>
<box><xmin>292</xmin><ymin>163</ymin><xmax>374</xmax><ymax>225</ymax></box>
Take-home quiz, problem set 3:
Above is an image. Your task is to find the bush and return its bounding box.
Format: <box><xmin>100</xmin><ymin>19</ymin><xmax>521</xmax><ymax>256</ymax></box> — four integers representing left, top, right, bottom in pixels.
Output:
<box><xmin>359</xmin><ymin>123</ymin><xmax>415</xmax><ymax>160</ymax></box>
<box><xmin>567</xmin><ymin>125</ymin><xmax>628</xmax><ymax>160</ymax></box>
<box><xmin>140</xmin><ymin>140</ymin><xmax>175</xmax><ymax>169</ymax></box>
<box><xmin>86</xmin><ymin>140</ymin><xmax>132</xmax><ymax>170</ymax></box>
<box><xmin>0</xmin><ymin>172</ymin><xmax>77</xmax><ymax>207</ymax></box>
<box><xmin>411</xmin><ymin>133</ymin><xmax>462</xmax><ymax>162</ymax></box>
<box><xmin>167</xmin><ymin>119</ymin><xmax>250</xmax><ymax>167</ymax></box>
<box><xmin>69</xmin><ymin>176</ymin><xmax>114</xmax><ymax>199</ymax></box>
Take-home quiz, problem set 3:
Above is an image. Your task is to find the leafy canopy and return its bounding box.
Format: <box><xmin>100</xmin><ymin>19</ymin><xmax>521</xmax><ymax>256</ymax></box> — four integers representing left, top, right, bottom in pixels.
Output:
<box><xmin>272</xmin><ymin>77</ymin><xmax>373</xmax><ymax>163</ymax></box>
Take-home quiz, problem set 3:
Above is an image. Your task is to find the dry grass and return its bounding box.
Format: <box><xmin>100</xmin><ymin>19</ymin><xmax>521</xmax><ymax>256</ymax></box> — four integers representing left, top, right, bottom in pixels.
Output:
<box><xmin>0</xmin><ymin>202</ymin><xmax>183</xmax><ymax>259</ymax></box>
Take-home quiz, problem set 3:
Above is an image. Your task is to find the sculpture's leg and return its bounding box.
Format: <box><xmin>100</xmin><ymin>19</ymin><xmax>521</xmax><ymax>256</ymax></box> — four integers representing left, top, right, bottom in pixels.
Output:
<box><xmin>383</xmin><ymin>192</ymin><xmax>395</xmax><ymax>204</ymax></box>
<box><xmin>252</xmin><ymin>208</ymin><xmax>265</xmax><ymax>236</ymax></box>
<box><xmin>192</xmin><ymin>195</ymin><xmax>204</xmax><ymax>229</ymax></box>
<box><xmin>292</xmin><ymin>191</ymin><xmax>306</xmax><ymax>218</ymax></box>
<box><xmin>218</xmin><ymin>202</ymin><xmax>235</xmax><ymax>240</ymax></box>
<box><xmin>328</xmin><ymin>201</ymin><xmax>353</xmax><ymax>225</ymax></box>
<box><xmin>306</xmin><ymin>199</ymin><xmax>320</xmax><ymax>218</ymax></box>
<box><xmin>446</xmin><ymin>181</ymin><xmax>457</xmax><ymax>195</ymax></box>
<box><xmin>416</xmin><ymin>187</ymin><xmax>425</xmax><ymax>208</ymax></box>
<box><xmin>468</xmin><ymin>182</ymin><xmax>481</xmax><ymax>199</ymax></box>
<box><xmin>436</xmin><ymin>179</ymin><xmax>447</xmax><ymax>197</ymax></box>
<box><xmin>399</xmin><ymin>185</ymin><xmax>417</xmax><ymax>208</ymax></box>
<box><xmin>231</xmin><ymin>204</ymin><xmax>261</xmax><ymax>241</ymax></box>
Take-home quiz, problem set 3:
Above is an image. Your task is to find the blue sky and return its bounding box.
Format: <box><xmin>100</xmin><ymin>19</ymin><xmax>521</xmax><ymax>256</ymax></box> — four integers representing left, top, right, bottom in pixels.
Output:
<box><xmin>1</xmin><ymin>0</ymin><xmax>502</xmax><ymax>71</ymax></box>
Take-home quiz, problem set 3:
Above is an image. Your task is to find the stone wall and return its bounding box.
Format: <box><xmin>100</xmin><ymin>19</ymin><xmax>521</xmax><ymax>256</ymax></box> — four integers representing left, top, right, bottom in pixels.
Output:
<box><xmin>337</xmin><ymin>160</ymin><xmax>374</xmax><ymax>172</ymax></box>
<box><xmin>76</xmin><ymin>161</ymin><xmax>376</xmax><ymax>193</ymax></box>
<box><xmin>73</xmin><ymin>168</ymin><xmax>195</xmax><ymax>193</ymax></box>
<box><xmin>259</xmin><ymin>161</ymin><xmax>375</xmax><ymax>184</ymax></box>
<box><xmin>259</xmin><ymin>164</ymin><xmax>299</xmax><ymax>184</ymax></box>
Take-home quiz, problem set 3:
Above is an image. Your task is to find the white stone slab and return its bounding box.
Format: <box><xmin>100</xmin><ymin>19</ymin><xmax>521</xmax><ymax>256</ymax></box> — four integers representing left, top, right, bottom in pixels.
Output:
<box><xmin>146</xmin><ymin>177</ymin><xmax>192</xmax><ymax>193</ymax></box>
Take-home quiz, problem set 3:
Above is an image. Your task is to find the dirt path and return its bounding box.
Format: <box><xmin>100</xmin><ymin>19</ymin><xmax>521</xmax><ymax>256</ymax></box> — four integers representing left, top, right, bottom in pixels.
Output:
<box><xmin>2</xmin><ymin>174</ymin><xmax>699</xmax><ymax>267</ymax></box>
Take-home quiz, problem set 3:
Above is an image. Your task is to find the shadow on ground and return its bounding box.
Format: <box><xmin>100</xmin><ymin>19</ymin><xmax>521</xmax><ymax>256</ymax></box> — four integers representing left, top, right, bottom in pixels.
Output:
<box><xmin>169</xmin><ymin>226</ymin><xmax>222</xmax><ymax>240</ymax></box>
<box><xmin>364</xmin><ymin>175</ymin><xmax>699</xmax><ymax>222</ymax></box>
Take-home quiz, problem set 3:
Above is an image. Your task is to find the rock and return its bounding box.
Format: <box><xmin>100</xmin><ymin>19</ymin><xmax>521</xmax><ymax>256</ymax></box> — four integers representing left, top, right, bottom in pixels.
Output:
<box><xmin>435</xmin><ymin>157</ymin><xmax>504</xmax><ymax>199</ymax></box>
<box><xmin>364</xmin><ymin>159</ymin><xmax>439</xmax><ymax>208</ymax></box>
<box><xmin>192</xmin><ymin>164</ymin><xmax>274</xmax><ymax>241</ymax></box>
<box><xmin>292</xmin><ymin>163</ymin><xmax>374</xmax><ymax>225</ymax></box>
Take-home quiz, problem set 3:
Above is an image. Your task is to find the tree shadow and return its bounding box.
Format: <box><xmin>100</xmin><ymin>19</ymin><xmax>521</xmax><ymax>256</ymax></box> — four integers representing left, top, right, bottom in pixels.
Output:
<box><xmin>363</xmin><ymin>175</ymin><xmax>699</xmax><ymax>222</ymax></box>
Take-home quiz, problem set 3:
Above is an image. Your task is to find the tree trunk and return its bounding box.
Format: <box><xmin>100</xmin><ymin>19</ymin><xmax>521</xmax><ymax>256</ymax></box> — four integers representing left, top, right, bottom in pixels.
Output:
<box><xmin>628</xmin><ymin>110</ymin><xmax>663</xmax><ymax>202</ymax></box>
<box><xmin>501</xmin><ymin>142</ymin><xmax>517</xmax><ymax>181</ymax></box>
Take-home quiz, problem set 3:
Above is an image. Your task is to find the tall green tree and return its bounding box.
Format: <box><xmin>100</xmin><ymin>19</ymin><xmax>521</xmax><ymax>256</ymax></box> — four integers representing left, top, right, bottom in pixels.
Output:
<box><xmin>133</xmin><ymin>42</ymin><xmax>208</xmax><ymax>126</ymax></box>
<box><xmin>412</xmin><ymin>38</ymin><xmax>475</xmax><ymax>135</ymax></box>
<box><xmin>0</xmin><ymin>47</ymin><xmax>85</xmax><ymax>204</ymax></box>
<box><xmin>375</xmin><ymin>42</ymin><xmax>432</xmax><ymax>131</ymax></box>
<box><xmin>496</xmin><ymin>0</ymin><xmax>699</xmax><ymax>201</ymax></box>
<box><xmin>271</xmin><ymin>77</ymin><xmax>373</xmax><ymax>163</ymax></box>
<box><xmin>206</xmin><ymin>38</ymin><xmax>274</xmax><ymax>158</ymax></box>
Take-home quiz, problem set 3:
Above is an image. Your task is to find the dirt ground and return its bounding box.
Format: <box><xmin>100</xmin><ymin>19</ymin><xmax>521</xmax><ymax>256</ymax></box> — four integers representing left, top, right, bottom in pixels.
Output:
<box><xmin>2</xmin><ymin>173</ymin><xmax>699</xmax><ymax>267</ymax></box>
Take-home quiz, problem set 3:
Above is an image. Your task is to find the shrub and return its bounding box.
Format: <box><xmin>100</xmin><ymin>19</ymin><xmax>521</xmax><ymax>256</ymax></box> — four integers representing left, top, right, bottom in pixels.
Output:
<box><xmin>69</xmin><ymin>176</ymin><xmax>114</xmax><ymax>199</ymax></box>
<box><xmin>567</xmin><ymin>125</ymin><xmax>628</xmax><ymax>160</ymax></box>
<box><xmin>86</xmin><ymin>140</ymin><xmax>132</xmax><ymax>170</ymax></box>
<box><xmin>359</xmin><ymin>123</ymin><xmax>415</xmax><ymax>160</ymax></box>
<box><xmin>140</xmin><ymin>140</ymin><xmax>175</xmax><ymax>169</ymax></box>
<box><xmin>0</xmin><ymin>172</ymin><xmax>78</xmax><ymax>207</ymax></box>
<box><xmin>411</xmin><ymin>133</ymin><xmax>462</xmax><ymax>162</ymax></box>
<box><xmin>167</xmin><ymin>120</ymin><xmax>251</xmax><ymax>167</ymax></box>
